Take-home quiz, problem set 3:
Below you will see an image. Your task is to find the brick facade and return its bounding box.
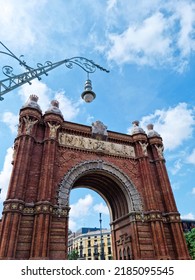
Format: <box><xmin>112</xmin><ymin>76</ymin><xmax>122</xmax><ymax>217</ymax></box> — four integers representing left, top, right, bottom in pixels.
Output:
<box><xmin>0</xmin><ymin>96</ymin><xmax>190</xmax><ymax>259</ymax></box>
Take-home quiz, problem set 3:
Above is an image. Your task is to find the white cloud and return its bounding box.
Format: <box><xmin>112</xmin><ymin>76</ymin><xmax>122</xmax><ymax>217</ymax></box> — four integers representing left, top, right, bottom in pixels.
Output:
<box><xmin>54</xmin><ymin>91</ymin><xmax>80</xmax><ymax>121</ymax></box>
<box><xmin>139</xmin><ymin>103</ymin><xmax>195</xmax><ymax>150</ymax></box>
<box><xmin>0</xmin><ymin>1</ymin><xmax>36</xmax><ymax>49</ymax></box>
<box><xmin>0</xmin><ymin>147</ymin><xmax>13</xmax><ymax>202</ymax></box>
<box><xmin>192</xmin><ymin>188</ymin><xmax>195</xmax><ymax>195</ymax></box>
<box><xmin>107</xmin><ymin>12</ymin><xmax>171</xmax><ymax>67</ymax></box>
<box><xmin>176</xmin><ymin>2</ymin><xmax>195</xmax><ymax>57</ymax></box>
<box><xmin>1</xmin><ymin>0</ymin><xmax>195</xmax><ymax>72</ymax></box>
<box><xmin>101</xmin><ymin>0</ymin><xmax>195</xmax><ymax>71</ymax></box>
<box><xmin>68</xmin><ymin>219</ymin><xmax>77</xmax><ymax>232</ymax></box>
<box><xmin>69</xmin><ymin>194</ymin><xmax>94</xmax><ymax>231</ymax></box>
<box><xmin>70</xmin><ymin>194</ymin><xmax>93</xmax><ymax>218</ymax></box>
<box><xmin>2</xmin><ymin>112</ymin><xmax>18</xmax><ymax>134</ymax></box>
<box><xmin>93</xmin><ymin>202</ymin><xmax>109</xmax><ymax>215</ymax></box>
<box><xmin>181</xmin><ymin>213</ymin><xmax>195</xmax><ymax>220</ymax></box>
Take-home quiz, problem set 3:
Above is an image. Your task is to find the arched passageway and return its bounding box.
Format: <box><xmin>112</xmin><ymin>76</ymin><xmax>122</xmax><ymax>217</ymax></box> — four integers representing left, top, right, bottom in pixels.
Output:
<box><xmin>58</xmin><ymin>160</ymin><xmax>143</xmax><ymax>259</ymax></box>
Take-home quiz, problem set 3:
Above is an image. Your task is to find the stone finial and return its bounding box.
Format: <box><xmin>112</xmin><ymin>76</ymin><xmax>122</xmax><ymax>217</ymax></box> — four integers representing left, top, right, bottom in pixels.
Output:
<box><xmin>22</xmin><ymin>94</ymin><xmax>41</xmax><ymax>112</ymax></box>
<box><xmin>131</xmin><ymin>121</ymin><xmax>145</xmax><ymax>135</ymax></box>
<box><xmin>147</xmin><ymin>124</ymin><xmax>160</xmax><ymax>138</ymax></box>
<box><xmin>45</xmin><ymin>100</ymin><xmax>63</xmax><ymax>117</ymax></box>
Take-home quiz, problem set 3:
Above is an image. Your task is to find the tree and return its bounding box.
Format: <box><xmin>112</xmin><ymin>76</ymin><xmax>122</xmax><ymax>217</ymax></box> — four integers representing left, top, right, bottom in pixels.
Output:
<box><xmin>68</xmin><ymin>249</ymin><xmax>79</xmax><ymax>260</ymax></box>
<box><xmin>185</xmin><ymin>228</ymin><xmax>195</xmax><ymax>259</ymax></box>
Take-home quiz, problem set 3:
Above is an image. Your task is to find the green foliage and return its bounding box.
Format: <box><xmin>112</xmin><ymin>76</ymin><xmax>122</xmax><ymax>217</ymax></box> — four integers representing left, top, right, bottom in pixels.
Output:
<box><xmin>68</xmin><ymin>249</ymin><xmax>79</xmax><ymax>260</ymax></box>
<box><xmin>185</xmin><ymin>228</ymin><xmax>195</xmax><ymax>259</ymax></box>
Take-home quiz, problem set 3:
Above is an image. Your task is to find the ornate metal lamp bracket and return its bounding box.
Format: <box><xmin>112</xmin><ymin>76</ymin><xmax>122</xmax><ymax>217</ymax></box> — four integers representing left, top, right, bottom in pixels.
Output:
<box><xmin>0</xmin><ymin>41</ymin><xmax>109</xmax><ymax>101</ymax></box>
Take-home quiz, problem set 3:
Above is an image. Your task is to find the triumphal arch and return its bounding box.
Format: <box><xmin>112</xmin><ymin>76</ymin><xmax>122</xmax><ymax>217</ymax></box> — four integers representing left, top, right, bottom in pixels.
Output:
<box><xmin>0</xmin><ymin>95</ymin><xmax>190</xmax><ymax>259</ymax></box>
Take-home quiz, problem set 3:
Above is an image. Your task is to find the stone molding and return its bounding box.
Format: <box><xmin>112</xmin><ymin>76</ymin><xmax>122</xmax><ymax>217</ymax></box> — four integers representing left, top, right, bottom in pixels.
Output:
<box><xmin>58</xmin><ymin>159</ymin><xmax>143</xmax><ymax>212</ymax></box>
<box><xmin>2</xmin><ymin>200</ymin><xmax>69</xmax><ymax>217</ymax></box>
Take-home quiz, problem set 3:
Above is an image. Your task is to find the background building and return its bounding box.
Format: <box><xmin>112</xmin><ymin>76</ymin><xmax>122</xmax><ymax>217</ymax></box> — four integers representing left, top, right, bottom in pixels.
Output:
<box><xmin>68</xmin><ymin>227</ymin><xmax>112</xmax><ymax>260</ymax></box>
<box><xmin>181</xmin><ymin>219</ymin><xmax>195</xmax><ymax>233</ymax></box>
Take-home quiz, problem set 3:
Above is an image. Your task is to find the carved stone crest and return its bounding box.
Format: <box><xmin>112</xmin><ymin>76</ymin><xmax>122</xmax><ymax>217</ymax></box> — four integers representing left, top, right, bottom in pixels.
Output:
<box><xmin>92</xmin><ymin>120</ymin><xmax>108</xmax><ymax>140</ymax></box>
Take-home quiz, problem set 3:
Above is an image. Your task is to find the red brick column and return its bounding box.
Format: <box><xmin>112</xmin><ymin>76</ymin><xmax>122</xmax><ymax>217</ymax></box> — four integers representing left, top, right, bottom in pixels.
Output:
<box><xmin>132</xmin><ymin>131</ymin><xmax>170</xmax><ymax>259</ymax></box>
<box><xmin>149</xmin><ymin>136</ymin><xmax>190</xmax><ymax>259</ymax></box>
<box><xmin>30</xmin><ymin>112</ymin><xmax>64</xmax><ymax>259</ymax></box>
<box><xmin>0</xmin><ymin>107</ymin><xmax>41</xmax><ymax>259</ymax></box>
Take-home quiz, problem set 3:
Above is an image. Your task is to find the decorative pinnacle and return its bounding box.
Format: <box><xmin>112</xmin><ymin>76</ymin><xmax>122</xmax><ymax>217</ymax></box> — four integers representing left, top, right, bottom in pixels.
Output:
<box><xmin>131</xmin><ymin>120</ymin><xmax>145</xmax><ymax>135</ymax></box>
<box><xmin>29</xmin><ymin>94</ymin><xmax>39</xmax><ymax>102</ymax></box>
<box><xmin>147</xmin><ymin>123</ymin><xmax>160</xmax><ymax>138</ymax></box>
<box><xmin>51</xmin><ymin>100</ymin><xmax>59</xmax><ymax>108</ymax></box>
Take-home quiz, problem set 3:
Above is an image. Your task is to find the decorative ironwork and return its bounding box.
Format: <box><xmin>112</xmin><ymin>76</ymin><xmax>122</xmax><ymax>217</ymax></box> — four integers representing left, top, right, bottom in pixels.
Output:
<box><xmin>0</xmin><ymin>41</ymin><xmax>109</xmax><ymax>101</ymax></box>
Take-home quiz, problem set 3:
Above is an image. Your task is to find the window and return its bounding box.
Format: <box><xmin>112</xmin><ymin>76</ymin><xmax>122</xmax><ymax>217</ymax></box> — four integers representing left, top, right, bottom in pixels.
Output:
<box><xmin>127</xmin><ymin>247</ymin><xmax>131</xmax><ymax>260</ymax></box>
<box><xmin>88</xmin><ymin>249</ymin><xmax>91</xmax><ymax>256</ymax></box>
<box><xmin>119</xmin><ymin>249</ymin><xmax>122</xmax><ymax>260</ymax></box>
<box><xmin>108</xmin><ymin>246</ymin><xmax>111</xmax><ymax>255</ymax></box>
<box><xmin>107</xmin><ymin>238</ymin><xmax>111</xmax><ymax>245</ymax></box>
<box><xmin>123</xmin><ymin>248</ymin><xmax>126</xmax><ymax>260</ymax></box>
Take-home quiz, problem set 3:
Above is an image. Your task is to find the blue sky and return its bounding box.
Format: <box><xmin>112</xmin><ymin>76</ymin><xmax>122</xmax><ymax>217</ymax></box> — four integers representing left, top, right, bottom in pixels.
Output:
<box><xmin>0</xmin><ymin>0</ymin><xmax>195</xmax><ymax>232</ymax></box>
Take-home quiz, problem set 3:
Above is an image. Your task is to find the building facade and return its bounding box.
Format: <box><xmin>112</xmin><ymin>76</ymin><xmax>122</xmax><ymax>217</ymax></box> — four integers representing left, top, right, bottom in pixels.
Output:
<box><xmin>68</xmin><ymin>228</ymin><xmax>112</xmax><ymax>260</ymax></box>
<box><xmin>0</xmin><ymin>95</ymin><xmax>190</xmax><ymax>260</ymax></box>
<box><xmin>182</xmin><ymin>219</ymin><xmax>195</xmax><ymax>233</ymax></box>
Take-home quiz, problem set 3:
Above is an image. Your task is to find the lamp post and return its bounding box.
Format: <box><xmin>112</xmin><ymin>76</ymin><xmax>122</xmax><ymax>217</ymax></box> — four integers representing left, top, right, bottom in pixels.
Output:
<box><xmin>0</xmin><ymin>41</ymin><xmax>109</xmax><ymax>102</ymax></box>
<box><xmin>99</xmin><ymin>213</ymin><xmax>105</xmax><ymax>260</ymax></box>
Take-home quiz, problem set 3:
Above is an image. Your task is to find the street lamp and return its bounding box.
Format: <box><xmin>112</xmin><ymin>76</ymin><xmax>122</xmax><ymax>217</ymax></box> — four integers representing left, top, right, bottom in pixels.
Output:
<box><xmin>99</xmin><ymin>213</ymin><xmax>105</xmax><ymax>260</ymax></box>
<box><xmin>0</xmin><ymin>41</ymin><xmax>109</xmax><ymax>102</ymax></box>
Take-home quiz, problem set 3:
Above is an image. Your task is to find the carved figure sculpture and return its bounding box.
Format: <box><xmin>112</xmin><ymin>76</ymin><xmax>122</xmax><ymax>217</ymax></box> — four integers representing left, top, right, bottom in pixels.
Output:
<box><xmin>155</xmin><ymin>145</ymin><xmax>164</xmax><ymax>159</ymax></box>
<box><xmin>48</xmin><ymin>122</ymin><xmax>60</xmax><ymax>138</ymax></box>
<box><xmin>23</xmin><ymin>116</ymin><xmax>38</xmax><ymax>134</ymax></box>
<box><xmin>139</xmin><ymin>141</ymin><xmax>148</xmax><ymax>156</ymax></box>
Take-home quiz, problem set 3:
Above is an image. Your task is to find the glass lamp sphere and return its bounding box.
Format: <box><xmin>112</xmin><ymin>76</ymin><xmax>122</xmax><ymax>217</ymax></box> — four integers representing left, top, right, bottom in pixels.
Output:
<box><xmin>81</xmin><ymin>79</ymin><xmax>96</xmax><ymax>103</ymax></box>
<box><xmin>81</xmin><ymin>91</ymin><xmax>96</xmax><ymax>103</ymax></box>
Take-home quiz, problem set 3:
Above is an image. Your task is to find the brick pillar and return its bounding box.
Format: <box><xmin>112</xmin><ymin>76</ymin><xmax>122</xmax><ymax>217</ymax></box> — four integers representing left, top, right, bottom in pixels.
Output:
<box><xmin>30</xmin><ymin>107</ymin><xmax>64</xmax><ymax>259</ymax></box>
<box><xmin>148</xmin><ymin>135</ymin><xmax>190</xmax><ymax>259</ymax></box>
<box><xmin>0</xmin><ymin>103</ymin><xmax>41</xmax><ymax>259</ymax></box>
<box><xmin>130</xmin><ymin>121</ymin><xmax>170</xmax><ymax>259</ymax></box>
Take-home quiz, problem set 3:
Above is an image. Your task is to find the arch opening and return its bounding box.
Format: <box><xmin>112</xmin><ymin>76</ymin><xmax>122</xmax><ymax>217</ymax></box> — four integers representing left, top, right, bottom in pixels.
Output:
<box><xmin>58</xmin><ymin>160</ymin><xmax>143</xmax><ymax>223</ymax></box>
<box><xmin>58</xmin><ymin>160</ymin><xmax>143</xmax><ymax>260</ymax></box>
<box><xmin>72</xmin><ymin>171</ymin><xmax>129</xmax><ymax>222</ymax></box>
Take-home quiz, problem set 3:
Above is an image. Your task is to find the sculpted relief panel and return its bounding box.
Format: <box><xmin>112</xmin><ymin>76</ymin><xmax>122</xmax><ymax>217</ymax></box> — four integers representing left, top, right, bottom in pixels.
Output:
<box><xmin>58</xmin><ymin>132</ymin><xmax>135</xmax><ymax>158</ymax></box>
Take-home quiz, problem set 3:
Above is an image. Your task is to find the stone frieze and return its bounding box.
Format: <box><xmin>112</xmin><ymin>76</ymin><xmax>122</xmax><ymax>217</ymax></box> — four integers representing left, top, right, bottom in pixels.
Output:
<box><xmin>58</xmin><ymin>132</ymin><xmax>135</xmax><ymax>158</ymax></box>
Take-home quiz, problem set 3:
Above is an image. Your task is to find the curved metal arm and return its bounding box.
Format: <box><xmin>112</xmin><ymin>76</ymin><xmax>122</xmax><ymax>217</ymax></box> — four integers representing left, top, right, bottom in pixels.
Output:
<box><xmin>0</xmin><ymin>41</ymin><xmax>109</xmax><ymax>101</ymax></box>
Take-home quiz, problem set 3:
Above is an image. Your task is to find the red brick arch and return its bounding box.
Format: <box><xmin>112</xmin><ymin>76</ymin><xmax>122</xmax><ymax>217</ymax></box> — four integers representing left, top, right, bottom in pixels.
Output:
<box><xmin>0</xmin><ymin>100</ymin><xmax>190</xmax><ymax>260</ymax></box>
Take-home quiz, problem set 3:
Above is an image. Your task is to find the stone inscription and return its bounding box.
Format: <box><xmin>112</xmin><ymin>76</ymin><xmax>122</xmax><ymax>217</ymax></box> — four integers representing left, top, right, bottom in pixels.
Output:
<box><xmin>58</xmin><ymin>132</ymin><xmax>135</xmax><ymax>158</ymax></box>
